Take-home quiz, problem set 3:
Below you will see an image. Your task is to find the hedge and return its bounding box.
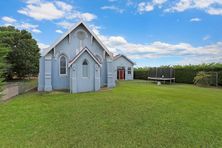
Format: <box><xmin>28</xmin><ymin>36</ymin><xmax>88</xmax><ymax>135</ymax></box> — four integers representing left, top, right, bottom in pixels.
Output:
<box><xmin>134</xmin><ymin>70</ymin><xmax>149</xmax><ymax>80</ymax></box>
<box><xmin>174</xmin><ymin>69</ymin><xmax>198</xmax><ymax>84</ymax></box>
<box><xmin>134</xmin><ymin>63</ymin><xmax>222</xmax><ymax>86</ymax></box>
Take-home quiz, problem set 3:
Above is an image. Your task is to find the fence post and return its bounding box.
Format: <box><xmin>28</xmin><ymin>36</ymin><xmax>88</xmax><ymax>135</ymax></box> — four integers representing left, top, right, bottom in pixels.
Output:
<box><xmin>216</xmin><ymin>72</ymin><xmax>218</xmax><ymax>87</ymax></box>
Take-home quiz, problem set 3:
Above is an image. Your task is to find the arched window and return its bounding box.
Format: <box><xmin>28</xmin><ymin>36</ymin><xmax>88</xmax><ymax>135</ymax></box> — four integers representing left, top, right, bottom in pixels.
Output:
<box><xmin>82</xmin><ymin>59</ymin><xmax>89</xmax><ymax>77</ymax></box>
<box><xmin>60</xmin><ymin>56</ymin><xmax>67</xmax><ymax>75</ymax></box>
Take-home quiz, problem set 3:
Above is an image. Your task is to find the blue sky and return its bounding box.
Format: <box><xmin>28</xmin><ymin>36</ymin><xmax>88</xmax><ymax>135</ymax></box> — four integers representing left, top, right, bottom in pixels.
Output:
<box><xmin>0</xmin><ymin>0</ymin><xmax>222</xmax><ymax>67</ymax></box>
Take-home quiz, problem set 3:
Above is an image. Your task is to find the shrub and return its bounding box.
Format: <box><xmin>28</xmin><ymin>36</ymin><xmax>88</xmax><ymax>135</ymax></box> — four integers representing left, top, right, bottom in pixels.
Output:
<box><xmin>193</xmin><ymin>71</ymin><xmax>211</xmax><ymax>86</ymax></box>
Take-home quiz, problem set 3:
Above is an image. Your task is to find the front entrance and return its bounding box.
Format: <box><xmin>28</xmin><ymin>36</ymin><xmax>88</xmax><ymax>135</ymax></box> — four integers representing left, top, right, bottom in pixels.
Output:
<box><xmin>117</xmin><ymin>67</ymin><xmax>125</xmax><ymax>80</ymax></box>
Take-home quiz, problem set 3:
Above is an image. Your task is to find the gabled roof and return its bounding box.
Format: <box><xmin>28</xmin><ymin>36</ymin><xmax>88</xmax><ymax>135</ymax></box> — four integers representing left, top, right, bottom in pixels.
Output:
<box><xmin>68</xmin><ymin>47</ymin><xmax>102</xmax><ymax>67</ymax></box>
<box><xmin>113</xmin><ymin>54</ymin><xmax>135</xmax><ymax>65</ymax></box>
<box><xmin>42</xmin><ymin>21</ymin><xmax>113</xmax><ymax>57</ymax></box>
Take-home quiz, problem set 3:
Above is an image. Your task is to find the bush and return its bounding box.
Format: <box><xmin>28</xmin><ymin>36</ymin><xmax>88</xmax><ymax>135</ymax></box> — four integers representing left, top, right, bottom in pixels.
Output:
<box><xmin>194</xmin><ymin>71</ymin><xmax>211</xmax><ymax>86</ymax></box>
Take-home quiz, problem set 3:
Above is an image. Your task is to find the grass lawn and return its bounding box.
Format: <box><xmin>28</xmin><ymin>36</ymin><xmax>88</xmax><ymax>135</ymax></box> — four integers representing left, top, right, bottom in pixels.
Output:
<box><xmin>0</xmin><ymin>80</ymin><xmax>222</xmax><ymax>147</ymax></box>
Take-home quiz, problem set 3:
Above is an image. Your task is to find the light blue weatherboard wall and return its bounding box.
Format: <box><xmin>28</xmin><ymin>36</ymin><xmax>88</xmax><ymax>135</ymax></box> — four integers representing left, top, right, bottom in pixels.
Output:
<box><xmin>70</xmin><ymin>51</ymin><xmax>101</xmax><ymax>93</ymax></box>
<box><xmin>113</xmin><ymin>56</ymin><xmax>134</xmax><ymax>80</ymax></box>
<box><xmin>38</xmin><ymin>22</ymin><xmax>134</xmax><ymax>93</ymax></box>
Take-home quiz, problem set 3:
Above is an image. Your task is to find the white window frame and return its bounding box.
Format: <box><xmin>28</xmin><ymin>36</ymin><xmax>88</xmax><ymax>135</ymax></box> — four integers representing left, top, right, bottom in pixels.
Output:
<box><xmin>81</xmin><ymin>59</ymin><xmax>90</xmax><ymax>79</ymax></box>
<box><xmin>59</xmin><ymin>55</ymin><xmax>67</xmax><ymax>76</ymax></box>
<box><xmin>127</xmin><ymin>67</ymin><xmax>132</xmax><ymax>75</ymax></box>
<box><xmin>82</xmin><ymin>59</ymin><xmax>89</xmax><ymax>78</ymax></box>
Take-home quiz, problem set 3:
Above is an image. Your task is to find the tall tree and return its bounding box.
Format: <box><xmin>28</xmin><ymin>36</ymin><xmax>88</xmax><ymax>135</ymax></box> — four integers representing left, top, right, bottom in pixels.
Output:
<box><xmin>0</xmin><ymin>44</ymin><xmax>9</xmax><ymax>96</ymax></box>
<box><xmin>0</xmin><ymin>26</ymin><xmax>40</xmax><ymax>79</ymax></box>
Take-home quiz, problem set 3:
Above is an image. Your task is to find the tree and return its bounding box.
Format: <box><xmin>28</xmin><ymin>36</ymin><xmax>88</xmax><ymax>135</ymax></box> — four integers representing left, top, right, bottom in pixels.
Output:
<box><xmin>0</xmin><ymin>26</ymin><xmax>40</xmax><ymax>79</ymax></box>
<box><xmin>0</xmin><ymin>44</ymin><xmax>9</xmax><ymax>96</ymax></box>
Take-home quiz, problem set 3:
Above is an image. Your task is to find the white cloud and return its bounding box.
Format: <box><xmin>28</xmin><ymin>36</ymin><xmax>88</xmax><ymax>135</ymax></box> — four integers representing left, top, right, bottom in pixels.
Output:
<box><xmin>18</xmin><ymin>0</ymin><xmax>97</xmax><ymax>21</ymax></box>
<box><xmin>203</xmin><ymin>35</ymin><xmax>211</xmax><ymax>41</ymax></box>
<box><xmin>137</xmin><ymin>0</ymin><xmax>167</xmax><ymax>13</ymax></box>
<box><xmin>108</xmin><ymin>36</ymin><xmax>127</xmax><ymax>46</ymax></box>
<box><xmin>55</xmin><ymin>1</ymin><xmax>72</xmax><ymax>11</ymax></box>
<box><xmin>3</xmin><ymin>21</ymin><xmax>42</xmax><ymax>34</ymax></box>
<box><xmin>79</xmin><ymin>13</ymin><xmax>97</xmax><ymax>22</ymax></box>
<box><xmin>64</xmin><ymin>11</ymin><xmax>97</xmax><ymax>22</ymax></box>
<box><xmin>32</xmin><ymin>28</ymin><xmax>41</xmax><ymax>33</ymax></box>
<box><xmin>18</xmin><ymin>22</ymin><xmax>38</xmax><ymax>30</ymax></box>
<box><xmin>207</xmin><ymin>7</ymin><xmax>222</xmax><ymax>15</ymax></box>
<box><xmin>57</xmin><ymin>21</ymin><xmax>74</xmax><ymax>29</ymax></box>
<box><xmin>38</xmin><ymin>42</ymin><xmax>50</xmax><ymax>55</ymax></box>
<box><xmin>190</xmin><ymin>17</ymin><xmax>201</xmax><ymax>22</ymax></box>
<box><xmin>91</xmin><ymin>25</ymin><xmax>222</xmax><ymax>65</ymax></box>
<box><xmin>55</xmin><ymin>29</ymin><xmax>63</xmax><ymax>34</ymax></box>
<box><xmin>25</xmin><ymin>0</ymin><xmax>41</xmax><ymax>4</ymax></box>
<box><xmin>138</xmin><ymin>2</ymin><xmax>154</xmax><ymax>13</ymax></box>
<box><xmin>1</xmin><ymin>16</ymin><xmax>17</xmax><ymax>23</ymax></box>
<box><xmin>1</xmin><ymin>16</ymin><xmax>41</xmax><ymax>34</ymax></box>
<box><xmin>166</xmin><ymin>0</ymin><xmax>222</xmax><ymax>15</ymax></box>
<box><xmin>38</xmin><ymin>42</ymin><xmax>49</xmax><ymax>49</ymax></box>
<box><xmin>153</xmin><ymin>0</ymin><xmax>167</xmax><ymax>5</ymax></box>
<box><xmin>18</xmin><ymin>2</ymin><xmax>64</xmax><ymax>20</ymax></box>
<box><xmin>3</xmin><ymin>23</ymin><xmax>13</xmax><ymax>27</ymax></box>
<box><xmin>18</xmin><ymin>2</ymin><xmax>65</xmax><ymax>20</ymax></box>
<box><xmin>18</xmin><ymin>22</ymin><xmax>42</xmax><ymax>34</ymax></box>
<box><xmin>166</xmin><ymin>0</ymin><xmax>192</xmax><ymax>12</ymax></box>
<box><xmin>101</xmin><ymin>5</ymin><xmax>124</xmax><ymax>13</ymax></box>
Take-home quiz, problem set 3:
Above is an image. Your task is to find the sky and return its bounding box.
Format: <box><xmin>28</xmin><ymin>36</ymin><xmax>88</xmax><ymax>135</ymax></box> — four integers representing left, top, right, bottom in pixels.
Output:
<box><xmin>0</xmin><ymin>0</ymin><xmax>222</xmax><ymax>67</ymax></box>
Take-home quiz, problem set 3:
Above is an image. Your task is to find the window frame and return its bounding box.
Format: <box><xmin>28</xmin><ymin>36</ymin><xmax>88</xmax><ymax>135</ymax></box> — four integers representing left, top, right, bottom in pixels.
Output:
<box><xmin>127</xmin><ymin>67</ymin><xmax>132</xmax><ymax>75</ymax></box>
<box><xmin>82</xmin><ymin>59</ymin><xmax>89</xmax><ymax>78</ymax></box>
<box><xmin>59</xmin><ymin>55</ymin><xmax>67</xmax><ymax>76</ymax></box>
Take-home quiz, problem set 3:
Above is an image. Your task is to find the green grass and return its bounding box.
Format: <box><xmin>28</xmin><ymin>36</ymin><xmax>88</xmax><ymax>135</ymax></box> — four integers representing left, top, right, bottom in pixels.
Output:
<box><xmin>0</xmin><ymin>80</ymin><xmax>222</xmax><ymax>147</ymax></box>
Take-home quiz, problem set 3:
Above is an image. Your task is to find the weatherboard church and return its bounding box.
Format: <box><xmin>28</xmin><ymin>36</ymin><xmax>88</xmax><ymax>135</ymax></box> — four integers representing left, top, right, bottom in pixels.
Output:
<box><xmin>38</xmin><ymin>21</ymin><xmax>134</xmax><ymax>93</ymax></box>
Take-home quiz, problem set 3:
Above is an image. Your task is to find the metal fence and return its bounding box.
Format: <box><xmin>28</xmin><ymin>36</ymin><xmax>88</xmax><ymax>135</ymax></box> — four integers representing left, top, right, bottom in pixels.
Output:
<box><xmin>1</xmin><ymin>80</ymin><xmax>37</xmax><ymax>101</ymax></box>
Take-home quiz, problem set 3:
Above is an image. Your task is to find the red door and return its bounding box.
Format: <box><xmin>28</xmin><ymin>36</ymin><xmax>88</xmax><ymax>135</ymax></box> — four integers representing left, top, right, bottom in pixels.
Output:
<box><xmin>118</xmin><ymin>69</ymin><xmax>125</xmax><ymax>80</ymax></box>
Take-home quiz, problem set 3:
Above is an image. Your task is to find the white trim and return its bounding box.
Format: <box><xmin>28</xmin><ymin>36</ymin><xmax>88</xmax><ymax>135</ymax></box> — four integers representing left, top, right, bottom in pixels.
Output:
<box><xmin>59</xmin><ymin>55</ymin><xmax>68</xmax><ymax>76</ymax></box>
<box><xmin>114</xmin><ymin>54</ymin><xmax>135</xmax><ymax>65</ymax></box>
<box><xmin>127</xmin><ymin>67</ymin><xmax>132</xmax><ymax>75</ymax></box>
<box><xmin>95</xmin><ymin>54</ymin><xmax>103</xmax><ymax>63</ymax></box>
<box><xmin>68</xmin><ymin>47</ymin><xmax>102</xmax><ymax>67</ymax></box>
<box><xmin>68</xmin><ymin>34</ymin><xmax>71</xmax><ymax>43</ymax></box>
<box><xmin>82</xmin><ymin>59</ymin><xmax>89</xmax><ymax>78</ymax></box>
<box><xmin>42</xmin><ymin>21</ymin><xmax>113</xmax><ymax>58</ymax></box>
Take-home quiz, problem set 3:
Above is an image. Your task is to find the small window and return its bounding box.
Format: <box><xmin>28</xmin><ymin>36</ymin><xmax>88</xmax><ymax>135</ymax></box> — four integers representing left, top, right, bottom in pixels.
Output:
<box><xmin>128</xmin><ymin>67</ymin><xmax>131</xmax><ymax>74</ymax></box>
<box><xmin>82</xmin><ymin>59</ymin><xmax>89</xmax><ymax>77</ymax></box>
<box><xmin>60</xmin><ymin>56</ymin><xmax>67</xmax><ymax>75</ymax></box>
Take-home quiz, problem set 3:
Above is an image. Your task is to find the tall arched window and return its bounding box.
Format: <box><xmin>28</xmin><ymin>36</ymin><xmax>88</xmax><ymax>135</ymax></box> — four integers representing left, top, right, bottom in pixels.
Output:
<box><xmin>82</xmin><ymin>59</ymin><xmax>89</xmax><ymax>77</ymax></box>
<box><xmin>60</xmin><ymin>56</ymin><xmax>67</xmax><ymax>75</ymax></box>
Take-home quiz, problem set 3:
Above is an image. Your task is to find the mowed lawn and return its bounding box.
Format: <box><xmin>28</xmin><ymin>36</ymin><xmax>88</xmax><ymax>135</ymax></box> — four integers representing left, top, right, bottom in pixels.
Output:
<box><xmin>1</xmin><ymin>81</ymin><xmax>222</xmax><ymax>147</ymax></box>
